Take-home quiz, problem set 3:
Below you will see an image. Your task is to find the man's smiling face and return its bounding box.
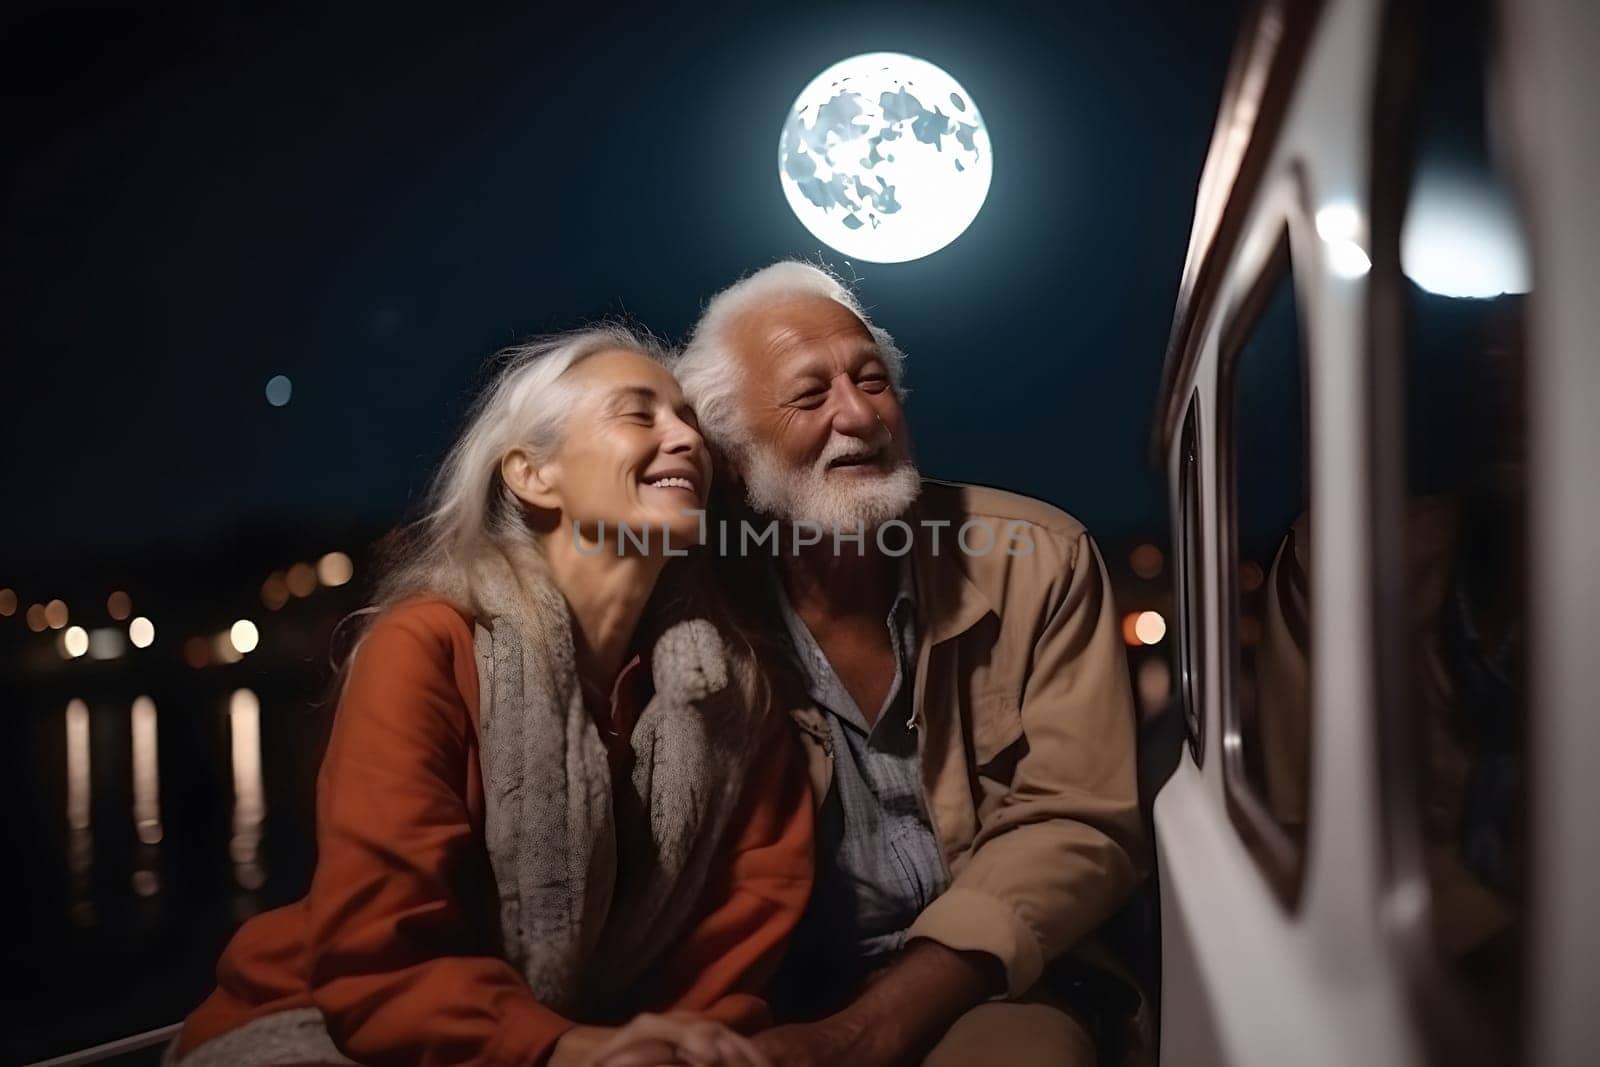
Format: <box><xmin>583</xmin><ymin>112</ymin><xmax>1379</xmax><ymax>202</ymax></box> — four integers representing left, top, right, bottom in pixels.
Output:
<box><xmin>727</xmin><ymin>295</ymin><xmax>920</xmax><ymax>529</ymax></box>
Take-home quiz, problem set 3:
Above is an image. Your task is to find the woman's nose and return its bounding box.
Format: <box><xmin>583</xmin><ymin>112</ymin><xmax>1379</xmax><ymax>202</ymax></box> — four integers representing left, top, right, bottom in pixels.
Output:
<box><xmin>659</xmin><ymin>413</ymin><xmax>703</xmax><ymax>456</ymax></box>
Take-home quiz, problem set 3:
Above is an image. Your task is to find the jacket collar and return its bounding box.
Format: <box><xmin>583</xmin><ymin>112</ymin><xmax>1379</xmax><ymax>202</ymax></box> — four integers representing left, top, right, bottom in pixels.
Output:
<box><xmin>906</xmin><ymin>492</ymin><xmax>993</xmax><ymax>647</ymax></box>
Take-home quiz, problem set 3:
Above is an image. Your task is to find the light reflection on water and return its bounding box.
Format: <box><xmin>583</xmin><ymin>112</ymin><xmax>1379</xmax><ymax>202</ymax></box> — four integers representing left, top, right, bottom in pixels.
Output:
<box><xmin>7</xmin><ymin>597</ymin><xmax>348</xmax><ymax>1061</ymax></box>
<box><xmin>65</xmin><ymin>697</ymin><xmax>94</xmax><ymax>926</ymax></box>
<box><xmin>229</xmin><ymin>688</ymin><xmax>267</xmax><ymax>892</ymax></box>
<box><xmin>132</xmin><ymin>694</ymin><xmax>162</xmax><ymax>897</ymax></box>
<box><xmin>47</xmin><ymin>684</ymin><xmax>307</xmax><ymax>929</ymax></box>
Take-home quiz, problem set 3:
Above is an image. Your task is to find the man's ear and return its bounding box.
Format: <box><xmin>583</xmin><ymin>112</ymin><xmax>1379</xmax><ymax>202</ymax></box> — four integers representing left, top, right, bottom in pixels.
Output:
<box><xmin>502</xmin><ymin>448</ymin><xmax>562</xmax><ymax>512</ymax></box>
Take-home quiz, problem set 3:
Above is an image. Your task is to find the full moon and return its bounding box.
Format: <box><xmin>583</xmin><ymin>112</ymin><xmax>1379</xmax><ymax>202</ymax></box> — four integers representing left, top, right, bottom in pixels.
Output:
<box><xmin>779</xmin><ymin>53</ymin><xmax>993</xmax><ymax>264</ymax></box>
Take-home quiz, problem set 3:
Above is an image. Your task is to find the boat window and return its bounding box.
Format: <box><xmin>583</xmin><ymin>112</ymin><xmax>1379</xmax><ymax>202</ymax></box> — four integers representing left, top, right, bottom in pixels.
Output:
<box><xmin>1219</xmin><ymin>232</ymin><xmax>1311</xmax><ymax>907</ymax></box>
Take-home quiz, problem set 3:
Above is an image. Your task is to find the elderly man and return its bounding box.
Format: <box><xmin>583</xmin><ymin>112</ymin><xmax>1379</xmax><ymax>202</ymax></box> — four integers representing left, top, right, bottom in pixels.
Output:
<box><xmin>675</xmin><ymin>261</ymin><xmax>1146</xmax><ymax>1067</ymax></box>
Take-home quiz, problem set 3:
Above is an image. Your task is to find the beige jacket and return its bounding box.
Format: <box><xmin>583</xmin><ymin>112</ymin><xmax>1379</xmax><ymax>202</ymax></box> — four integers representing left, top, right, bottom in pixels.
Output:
<box><xmin>785</xmin><ymin>480</ymin><xmax>1146</xmax><ymax>997</ymax></box>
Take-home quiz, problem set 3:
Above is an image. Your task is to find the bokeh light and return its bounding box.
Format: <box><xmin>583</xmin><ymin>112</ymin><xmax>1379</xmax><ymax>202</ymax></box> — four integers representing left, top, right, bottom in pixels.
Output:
<box><xmin>260</xmin><ymin>573</ymin><xmax>290</xmax><ymax>611</ymax></box>
<box><xmin>286</xmin><ymin>562</ymin><xmax>317</xmax><ymax>598</ymax></box>
<box><xmin>128</xmin><ymin>616</ymin><xmax>155</xmax><ymax>649</ymax></box>
<box><xmin>265</xmin><ymin>374</ymin><xmax>293</xmax><ymax>407</ymax></box>
<box><xmin>106</xmin><ymin>590</ymin><xmax>132</xmax><ymax>620</ymax></box>
<box><xmin>1129</xmin><ymin>544</ymin><xmax>1164</xmax><ymax>580</ymax></box>
<box><xmin>316</xmin><ymin>551</ymin><xmax>354</xmax><ymax>588</ymax></box>
<box><xmin>26</xmin><ymin>604</ymin><xmax>48</xmax><ymax>632</ymax></box>
<box><xmin>45</xmin><ymin>599</ymin><xmax>69</xmax><ymax>629</ymax></box>
<box><xmin>230</xmin><ymin>619</ymin><xmax>260</xmax><ymax>655</ymax></box>
<box><xmin>0</xmin><ymin>588</ymin><xmax>16</xmax><ymax>616</ymax></box>
<box><xmin>1401</xmin><ymin>171</ymin><xmax>1530</xmax><ymax>298</ymax></box>
<box><xmin>1134</xmin><ymin>610</ymin><xmax>1167</xmax><ymax>645</ymax></box>
<box><xmin>61</xmin><ymin>626</ymin><xmax>89</xmax><ymax>659</ymax></box>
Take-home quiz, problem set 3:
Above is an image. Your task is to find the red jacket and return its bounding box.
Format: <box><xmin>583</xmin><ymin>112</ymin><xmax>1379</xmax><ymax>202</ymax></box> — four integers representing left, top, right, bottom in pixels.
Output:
<box><xmin>175</xmin><ymin>598</ymin><xmax>815</xmax><ymax>1066</ymax></box>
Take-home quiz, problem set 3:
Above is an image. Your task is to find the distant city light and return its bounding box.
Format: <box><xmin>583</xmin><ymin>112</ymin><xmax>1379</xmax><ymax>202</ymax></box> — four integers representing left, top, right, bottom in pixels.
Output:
<box><xmin>317</xmin><ymin>551</ymin><xmax>354</xmax><ymax>588</ymax></box>
<box><xmin>0</xmin><ymin>588</ymin><xmax>16</xmax><ymax>616</ymax></box>
<box><xmin>26</xmin><ymin>604</ymin><xmax>48</xmax><ymax>632</ymax></box>
<box><xmin>1315</xmin><ymin>201</ymin><xmax>1372</xmax><ymax>279</ymax></box>
<box><xmin>286</xmin><ymin>563</ymin><xmax>317</xmax><ymax>598</ymax></box>
<box><xmin>45</xmin><ymin>599</ymin><xmax>69</xmax><ymax>629</ymax></box>
<box><xmin>88</xmin><ymin>627</ymin><xmax>126</xmax><ymax>660</ymax></box>
<box><xmin>265</xmin><ymin>374</ymin><xmax>293</xmax><ymax>407</ymax></box>
<box><xmin>128</xmin><ymin>616</ymin><xmax>155</xmax><ymax>649</ymax></box>
<box><xmin>1134</xmin><ymin>610</ymin><xmax>1167</xmax><ymax>645</ymax></box>
<box><xmin>261</xmin><ymin>573</ymin><xmax>290</xmax><ymax>611</ymax></box>
<box><xmin>230</xmin><ymin>619</ymin><xmax>260</xmax><ymax>655</ymax></box>
<box><xmin>62</xmin><ymin>626</ymin><xmax>89</xmax><ymax>659</ymax></box>
<box><xmin>1129</xmin><ymin>544</ymin><xmax>1164</xmax><ymax>580</ymax></box>
<box><xmin>106</xmin><ymin>591</ymin><xmax>132</xmax><ymax>621</ymax></box>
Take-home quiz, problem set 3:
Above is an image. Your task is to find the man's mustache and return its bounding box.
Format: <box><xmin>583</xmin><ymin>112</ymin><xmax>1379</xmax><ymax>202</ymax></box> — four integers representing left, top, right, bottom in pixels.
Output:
<box><xmin>817</xmin><ymin>430</ymin><xmax>894</xmax><ymax>471</ymax></box>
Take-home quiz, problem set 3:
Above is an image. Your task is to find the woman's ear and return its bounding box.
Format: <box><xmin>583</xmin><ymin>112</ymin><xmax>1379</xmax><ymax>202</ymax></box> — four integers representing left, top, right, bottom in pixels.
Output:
<box><xmin>502</xmin><ymin>448</ymin><xmax>563</xmax><ymax>512</ymax></box>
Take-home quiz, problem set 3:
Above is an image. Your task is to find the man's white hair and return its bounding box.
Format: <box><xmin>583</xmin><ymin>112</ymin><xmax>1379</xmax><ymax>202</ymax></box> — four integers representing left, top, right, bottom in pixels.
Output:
<box><xmin>675</xmin><ymin>259</ymin><xmax>908</xmax><ymax>454</ymax></box>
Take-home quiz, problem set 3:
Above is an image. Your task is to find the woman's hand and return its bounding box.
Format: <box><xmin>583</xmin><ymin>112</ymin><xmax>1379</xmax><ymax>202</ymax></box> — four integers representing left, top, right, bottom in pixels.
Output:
<box><xmin>558</xmin><ymin>1012</ymin><xmax>772</xmax><ymax>1067</ymax></box>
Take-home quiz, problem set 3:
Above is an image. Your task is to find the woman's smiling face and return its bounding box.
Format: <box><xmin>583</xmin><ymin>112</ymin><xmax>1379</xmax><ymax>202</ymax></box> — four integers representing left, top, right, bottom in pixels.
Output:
<box><xmin>507</xmin><ymin>348</ymin><xmax>712</xmax><ymax>551</ymax></box>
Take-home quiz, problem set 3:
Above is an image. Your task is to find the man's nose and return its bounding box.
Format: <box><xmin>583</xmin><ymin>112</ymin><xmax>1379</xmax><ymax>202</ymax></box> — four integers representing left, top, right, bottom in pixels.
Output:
<box><xmin>829</xmin><ymin>377</ymin><xmax>879</xmax><ymax>437</ymax></box>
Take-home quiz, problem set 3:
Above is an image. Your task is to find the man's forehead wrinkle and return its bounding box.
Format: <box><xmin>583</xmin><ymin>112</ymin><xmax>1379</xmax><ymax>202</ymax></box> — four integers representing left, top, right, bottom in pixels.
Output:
<box><xmin>761</xmin><ymin>320</ymin><xmax>879</xmax><ymax>377</ymax></box>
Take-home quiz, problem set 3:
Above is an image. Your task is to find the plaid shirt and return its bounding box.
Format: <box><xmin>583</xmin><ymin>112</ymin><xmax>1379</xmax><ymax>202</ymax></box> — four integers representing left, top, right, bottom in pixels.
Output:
<box><xmin>774</xmin><ymin>561</ymin><xmax>949</xmax><ymax>967</ymax></box>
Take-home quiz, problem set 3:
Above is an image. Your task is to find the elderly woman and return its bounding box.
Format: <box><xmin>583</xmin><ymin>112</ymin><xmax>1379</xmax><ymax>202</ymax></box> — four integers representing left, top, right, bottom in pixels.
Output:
<box><xmin>168</xmin><ymin>326</ymin><xmax>813</xmax><ymax>1067</ymax></box>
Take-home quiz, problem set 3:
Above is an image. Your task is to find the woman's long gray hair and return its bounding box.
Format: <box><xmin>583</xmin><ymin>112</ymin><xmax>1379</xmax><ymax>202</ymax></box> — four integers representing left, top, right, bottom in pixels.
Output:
<box><xmin>325</xmin><ymin>322</ymin><xmax>785</xmax><ymax>724</ymax></box>
<box><xmin>373</xmin><ymin>324</ymin><xmax>663</xmax><ymax>609</ymax></box>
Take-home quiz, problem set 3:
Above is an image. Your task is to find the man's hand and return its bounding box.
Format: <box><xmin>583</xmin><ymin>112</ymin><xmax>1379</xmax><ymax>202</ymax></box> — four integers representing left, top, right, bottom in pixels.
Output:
<box><xmin>755</xmin><ymin>940</ymin><xmax>1003</xmax><ymax>1067</ymax></box>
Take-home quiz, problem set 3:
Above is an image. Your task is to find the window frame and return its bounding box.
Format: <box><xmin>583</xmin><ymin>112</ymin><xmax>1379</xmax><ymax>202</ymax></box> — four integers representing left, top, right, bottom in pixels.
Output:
<box><xmin>1215</xmin><ymin>224</ymin><xmax>1311</xmax><ymax>911</ymax></box>
<box><xmin>1176</xmin><ymin>393</ymin><xmax>1206</xmax><ymax>766</ymax></box>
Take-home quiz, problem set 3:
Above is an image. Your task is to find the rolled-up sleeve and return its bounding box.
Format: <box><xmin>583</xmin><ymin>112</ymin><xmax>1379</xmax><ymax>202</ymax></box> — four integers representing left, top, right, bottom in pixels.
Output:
<box><xmin>908</xmin><ymin>530</ymin><xmax>1144</xmax><ymax>995</ymax></box>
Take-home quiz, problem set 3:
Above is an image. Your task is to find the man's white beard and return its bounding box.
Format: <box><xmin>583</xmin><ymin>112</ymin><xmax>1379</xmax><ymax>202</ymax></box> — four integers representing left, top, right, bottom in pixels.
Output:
<box><xmin>739</xmin><ymin>432</ymin><xmax>921</xmax><ymax>531</ymax></box>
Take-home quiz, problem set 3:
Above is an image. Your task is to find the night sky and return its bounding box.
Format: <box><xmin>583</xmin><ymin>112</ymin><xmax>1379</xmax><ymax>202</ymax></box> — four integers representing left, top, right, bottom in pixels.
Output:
<box><xmin>2</xmin><ymin>1</ymin><xmax>1240</xmax><ymax>568</ymax></box>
